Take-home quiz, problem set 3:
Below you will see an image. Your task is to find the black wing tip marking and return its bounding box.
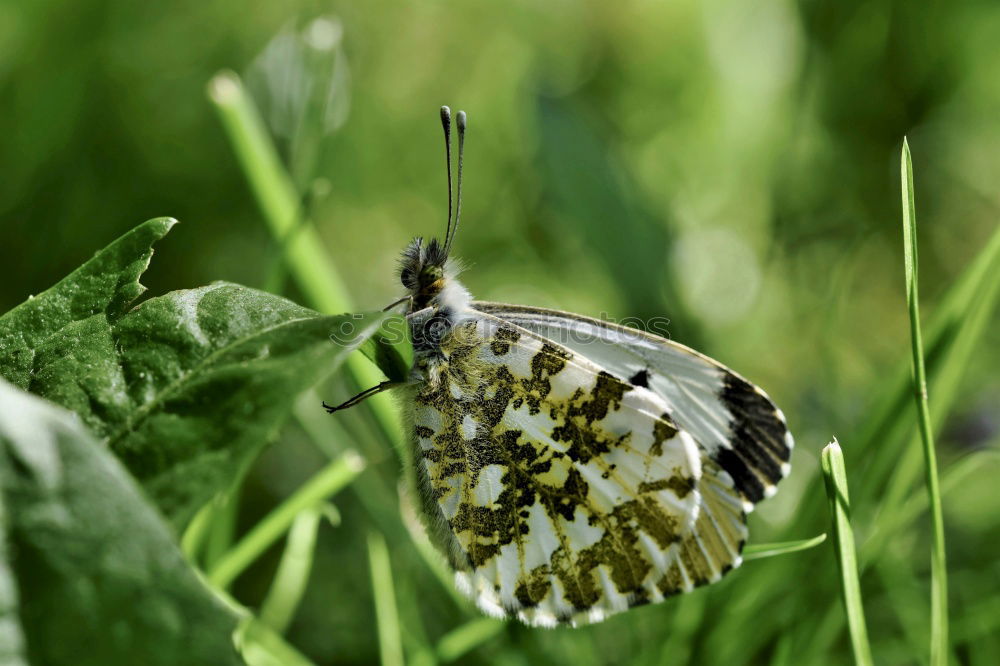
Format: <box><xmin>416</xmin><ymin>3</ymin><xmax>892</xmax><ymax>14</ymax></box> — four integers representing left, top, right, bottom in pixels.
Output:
<box><xmin>716</xmin><ymin>372</ymin><xmax>794</xmax><ymax>506</ymax></box>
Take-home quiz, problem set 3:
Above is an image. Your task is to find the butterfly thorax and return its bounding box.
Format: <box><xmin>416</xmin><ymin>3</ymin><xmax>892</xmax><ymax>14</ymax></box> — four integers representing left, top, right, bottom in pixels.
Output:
<box><xmin>398</xmin><ymin>237</ymin><xmax>472</xmax><ymax>357</ymax></box>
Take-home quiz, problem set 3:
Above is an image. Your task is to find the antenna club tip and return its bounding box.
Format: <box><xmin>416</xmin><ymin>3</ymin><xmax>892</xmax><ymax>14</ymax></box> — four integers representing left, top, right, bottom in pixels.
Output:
<box><xmin>440</xmin><ymin>106</ymin><xmax>451</xmax><ymax>121</ymax></box>
<box><xmin>456</xmin><ymin>110</ymin><xmax>467</xmax><ymax>130</ymax></box>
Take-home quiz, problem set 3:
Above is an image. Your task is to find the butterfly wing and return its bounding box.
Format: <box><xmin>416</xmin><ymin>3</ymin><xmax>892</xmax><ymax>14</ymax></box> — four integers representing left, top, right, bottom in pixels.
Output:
<box><xmin>408</xmin><ymin>311</ymin><xmax>747</xmax><ymax>627</ymax></box>
<box><xmin>470</xmin><ymin>302</ymin><xmax>794</xmax><ymax>509</ymax></box>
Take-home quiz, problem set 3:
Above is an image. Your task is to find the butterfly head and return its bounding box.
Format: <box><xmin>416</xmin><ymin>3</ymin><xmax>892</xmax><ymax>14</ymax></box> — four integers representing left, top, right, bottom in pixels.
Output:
<box><xmin>398</xmin><ymin>236</ymin><xmax>448</xmax><ymax>308</ymax></box>
<box><xmin>398</xmin><ymin>106</ymin><xmax>467</xmax><ymax>312</ymax></box>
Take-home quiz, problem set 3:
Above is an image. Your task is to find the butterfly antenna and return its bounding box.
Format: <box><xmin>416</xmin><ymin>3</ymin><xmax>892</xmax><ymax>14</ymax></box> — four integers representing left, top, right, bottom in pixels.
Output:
<box><xmin>445</xmin><ymin>110</ymin><xmax>466</xmax><ymax>256</ymax></box>
<box><xmin>440</xmin><ymin>106</ymin><xmax>454</xmax><ymax>250</ymax></box>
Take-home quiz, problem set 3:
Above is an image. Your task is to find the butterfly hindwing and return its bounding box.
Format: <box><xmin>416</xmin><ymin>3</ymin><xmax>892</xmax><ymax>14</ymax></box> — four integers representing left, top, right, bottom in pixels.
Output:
<box><xmin>470</xmin><ymin>302</ymin><xmax>794</xmax><ymax>510</ymax></box>
<box><xmin>406</xmin><ymin>311</ymin><xmax>747</xmax><ymax>626</ymax></box>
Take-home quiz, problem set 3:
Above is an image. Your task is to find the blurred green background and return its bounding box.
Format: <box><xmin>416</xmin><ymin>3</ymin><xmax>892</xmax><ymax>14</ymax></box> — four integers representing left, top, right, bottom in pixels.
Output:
<box><xmin>2</xmin><ymin>0</ymin><xmax>999</xmax><ymax>664</ymax></box>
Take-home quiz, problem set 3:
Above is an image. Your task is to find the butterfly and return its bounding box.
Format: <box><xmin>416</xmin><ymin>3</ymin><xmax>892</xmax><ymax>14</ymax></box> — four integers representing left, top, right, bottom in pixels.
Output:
<box><xmin>325</xmin><ymin>106</ymin><xmax>793</xmax><ymax>627</ymax></box>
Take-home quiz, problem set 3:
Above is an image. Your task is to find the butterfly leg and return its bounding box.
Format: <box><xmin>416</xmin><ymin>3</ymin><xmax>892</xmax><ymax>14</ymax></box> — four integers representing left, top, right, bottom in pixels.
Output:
<box><xmin>382</xmin><ymin>295</ymin><xmax>413</xmax><ymax>312</ymax></box>
<box><xmin>322</xmin><ymin>381</ymin><xmax>399</xmax><ymax>414</ymax></box>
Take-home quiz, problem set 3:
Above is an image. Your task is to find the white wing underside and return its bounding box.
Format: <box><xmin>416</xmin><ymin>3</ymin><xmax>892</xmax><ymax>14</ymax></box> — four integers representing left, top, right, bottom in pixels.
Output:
<box><xmin>409</xmin><ymin>309</ymin><xmax>756</xmax><ymax>627</ymax></box>
<box><xmin>472</xmin><ymin>302</ymin><xmax>794</xmax><ymax>507</ymax></box>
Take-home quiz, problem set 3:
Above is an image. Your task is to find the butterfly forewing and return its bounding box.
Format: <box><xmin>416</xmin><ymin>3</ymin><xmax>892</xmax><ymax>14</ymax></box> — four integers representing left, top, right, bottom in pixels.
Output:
<box><xmin>408</xmin><ymin>311</ymin><xmax>748</xmax><ymax>626</ymax></box>
<box><xmin>470</xmin><ymin>302</ymin><xmax>794</xmax><ymax>510</ymax></box>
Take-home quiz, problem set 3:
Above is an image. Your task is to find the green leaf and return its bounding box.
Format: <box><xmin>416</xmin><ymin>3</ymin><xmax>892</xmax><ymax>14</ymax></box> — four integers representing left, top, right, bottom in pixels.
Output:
<box><xmin>0</xmin><ymin>222</ymin><xmax>391</xmax><ymax>526</ymax></box>
<box><xmin>0</xmin><ymin>474</ymin><xmax>27</xmax><ymax>666</ymax></box>
<box><xmin>359</xmin><ymin>314</ymin><xmax>413</xmax><ymax>383</ymax></box>
<box><xmin>0</xmin><ymin>378</ymin><xmax>243</xmax><ymax>666</ymax></box>
<box><xmin>0</xmin><ymin>217</ymin><xmax>175</xmax><ymax>388</ymax></box>
<box><xmin>39</xmin><ymin>282</ymin><xmax>385</xmax><ymax>526</ymax></box>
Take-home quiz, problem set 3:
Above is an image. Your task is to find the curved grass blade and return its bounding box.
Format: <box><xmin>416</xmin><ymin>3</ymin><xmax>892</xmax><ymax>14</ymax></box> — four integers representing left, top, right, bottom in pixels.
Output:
<box><xmin>822</xmin><ymin>439</ymin><xmax>873</xmax><ymax>666</ymax></box>
<box><xmin>392</xmin><ymin>578</ymin><xmax>436</xmax><ymax>666</ymax></box>
<box><xmin>890</xmin><ymin>450</ymin><xmax>1000</xmax><ymax>540</ymax></box>
<box><xmin>257</xmin><ymin>507</ymin><xmax>323</xmax><ymax>634</ymax></box>
<box><xmin>436</xmin><ymin>618</ymin><xmax>505</xmax><ymax>663</ymax></box>
<box><xmin>743</xmin><ymin>534</ymin><xmax>828</xmax><ymax>561</ymax></box>
<box><xmin>209</xmin><ymin>451</ymin><xmax>364</xmax><ymax>589</ymax></box>
<box><xmin>233</xmin><ymin>615</ymin><xmax>317</xmax><ymax>666</ymax></box>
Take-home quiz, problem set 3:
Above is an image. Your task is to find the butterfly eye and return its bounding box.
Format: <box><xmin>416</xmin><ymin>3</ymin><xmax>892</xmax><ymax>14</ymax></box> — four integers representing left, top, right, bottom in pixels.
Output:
<box><xmin>419</xmin><ymin>265</ymin><xmax>444</xmax><ymax>286</ymax></box>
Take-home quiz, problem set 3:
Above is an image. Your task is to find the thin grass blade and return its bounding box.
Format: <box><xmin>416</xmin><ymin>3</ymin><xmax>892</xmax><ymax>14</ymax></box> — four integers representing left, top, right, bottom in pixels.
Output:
<box><xmin>856</xmin><ymin>219</ymin><xmax>1000</xmax><ymax>566</ymax></box>
<box><xmin>901</xmin><ymin>139</ymin><xmax>949</xmax><ymax>666</ymax></box>
<box><xmin>207</xmin><ymin>71</ymin><xmax>402</xmax><ymax>452</ymax></box>
<box><xmin>208</xmin><ymin>451</ymin><xmax>365</xmax><ymax>588</ymax></box>
<box><xmin>368</xmin><ymin>530</ymin><xmax>404</xmax><ymax>666</ymax></box>
<box><xmin>234</xmin><ymin>615</ymin><xmax>319</xmax><ymax>666</ymax></box>
<box><xmin>854</xmin><ymin>221</ymin><xmax>1000</xmax><ymax>506</ymax></box>
<box><xmin>258</xmin><ymin>507</ymin><xmax>323</xmax><ymax>634</ymax></box>
<box><xmin>436</xmin><ymin>618</ymin><xmax>505</xmax><ymax>663</ymax></box>
<box><xmin>743</xmin><ymin>534</ymin><xmax>827</xmax><ymax>561</ymax></box>
<box><xmin>822</xmin><ymin>439</ymin><xmax>874</xmax><ymax>666</ymax></box>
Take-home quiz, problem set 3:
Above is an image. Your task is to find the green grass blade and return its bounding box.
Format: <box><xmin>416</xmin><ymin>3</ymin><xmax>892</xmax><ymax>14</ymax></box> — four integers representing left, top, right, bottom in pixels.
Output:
<box><xmin>654</xmin><ymin>594</ymin><xmax>708</xmax><ymax>665</ymax></box>
<box><xmin>397</xmin><ymin>485</ymin><xmax>472</xmax><ymax>606</ymax></box>
<box><xmin>295</xmin><ymin>391</ymin><xmax>467</xmax><ymax>607</ymax></box>
<box><xmin>876</xmin><ymin>228</ymin><xmax>1000</xmax><ymax>528</ymax></box>
<box><xmin>181</xmin><ymin>496</ymin><xmax>218</xmax><ymax>564</ymax></box>
<box><xmin>224</xmin><ymin>586</ymin><xmax>321</xmax><ymax>666</ymax></box>
<box><xmin>856</xmin><ymin>222</ymin><xmax>1000</xmax><ymax>567</ymax></box>
<box><xmin>821</xmin><ymin>439</ymin><xmax>873</xmax><ymax>666</ymax></box>
<box><xmin>207</xmin><ymin>69</ymin><xmax>484</xmax><ymax>620</ymax></box>
<box><xmin>901</xmin><ymin>139</ymin><xmax>949</xmax><ymax>666</ymax></box>
<box><xmin>234</xmin><ymin>615</ymin><xmax>319</xmax><ymax>666</ymax></box>
<box><xmin>207</xmin><ymin>71</ymin><xmax>351</xmax><ymax>313</ymax></box>
<box><xmin>787</xmin><ymin>197</ymin><xmax>1000</xmax><ymax>666</ymax></box>
<box><xmin>208</xmin><ymin>451</ymin><xmax>365</xmax><ymax>588</ymax></box>
<box><xmin>436</xmin><ymin>618</ymin><xmax>505</xmax><ymax>663</ymax></box>
<box><xmin>742</xmin><ymin>534</ymin><xmax>827</xmax><ymax>561</ymax></box>
<box><xmin>863</xmin><ymin>451</ymin><xmax>1000</xmax><ymax>564</ymax></box>
<box><xmin>258</xmin><ymin>507</ymin><xmax>323</xmax><ymax>634</ymax></box>
<box><xmin>368</xmin><ymin>530</ymin><xmax>404</xmax><ymax>666</ymax></box>
<box><xmin>207</xmin><ymin>70</ymin><xmax>403</xmax><ymax>456</ymax></box>
<box><xmin>854</xmin><ymin>221</ymin><xmax>1000</xmax><ymax>506</ymax></box>
<box><xmin>203</xmin><ymin>488</ymin><xmax>241</xmax><ymax>569</ymax></box>
<box><xmin>394</xmin><ymin>577</ymin><xmax>438</xmax><ymax>666</ymax></box>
